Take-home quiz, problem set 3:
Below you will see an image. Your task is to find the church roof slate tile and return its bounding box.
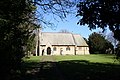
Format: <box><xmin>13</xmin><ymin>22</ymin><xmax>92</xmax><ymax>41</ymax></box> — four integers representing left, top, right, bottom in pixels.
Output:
<box><xmin>39</xmin><ymin>32</ymin><xmax>88</xmax><ymax>46</ymax></box>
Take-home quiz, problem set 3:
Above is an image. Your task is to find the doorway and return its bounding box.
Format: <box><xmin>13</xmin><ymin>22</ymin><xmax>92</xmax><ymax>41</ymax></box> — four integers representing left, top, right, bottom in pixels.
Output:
<box><xmin>47</xmin><ymin>47</ymin><xmax>51</xmax><ymax>55</ymax></box>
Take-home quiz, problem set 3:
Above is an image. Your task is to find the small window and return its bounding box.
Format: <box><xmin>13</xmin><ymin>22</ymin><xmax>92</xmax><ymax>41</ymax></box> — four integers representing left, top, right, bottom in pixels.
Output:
<box><xmin>66</xmin><ymin>46</ymin><xmax>70</xmax><ymax>51</ymax></box>
<box><xmin>53</xmin><ymin>47</ymin><xmax>57</xmax><ymax>51</ymax></box>
<box><xmin>79</xmin><ymin>47</ymin><xmax>82</xmax><ymax>50</ymax></box>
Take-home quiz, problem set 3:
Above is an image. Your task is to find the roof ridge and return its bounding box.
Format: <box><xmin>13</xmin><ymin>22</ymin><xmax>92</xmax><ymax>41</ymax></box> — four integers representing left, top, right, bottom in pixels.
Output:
<box><xmin>42</xmin><ymin>32</ymin><xmax>73</xmax><ymax>34</ymax></box>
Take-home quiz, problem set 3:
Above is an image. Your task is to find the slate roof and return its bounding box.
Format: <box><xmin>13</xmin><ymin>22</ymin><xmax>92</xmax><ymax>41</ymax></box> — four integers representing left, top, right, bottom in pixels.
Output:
<box><xmin>73</xmin><ymin>34</ymin><xmax>88</xmax><ymax>46</ymax></box>
<box><xmin>39</xmin><ymin>32</ymin><xmax>88</xmax><ymax>46</ymax></box>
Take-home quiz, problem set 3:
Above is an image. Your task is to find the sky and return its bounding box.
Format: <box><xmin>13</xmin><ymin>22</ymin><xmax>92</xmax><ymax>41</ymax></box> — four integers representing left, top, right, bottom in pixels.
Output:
<box><xmin>41</xmin><ymin>13</ymin><xmax>111</xmax><ymax>39</ymax></box>
<box><xmin>36</xmin><ymin>1</ymin><xmax>112</xmax><ymax>39</ymax></box>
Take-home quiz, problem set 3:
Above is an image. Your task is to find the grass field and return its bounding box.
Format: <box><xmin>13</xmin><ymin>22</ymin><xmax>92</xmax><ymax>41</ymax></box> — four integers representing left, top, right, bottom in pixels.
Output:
<box><xmin>23</xmin><ymin>54</ymin><xmax>120</xmax><ymax>80</ymax></box>
<box><xmin>54</xmin><ymin>54</ymin><xmax>120</xmax><ymax>64</ymax></box>
<box><xmin>55</xmin><ymin>55</ymin><xmax>120</xmax><ymax>80</ymax></box>
<box><xmin>24</xmin><ymin>54</ymin><xmax>120</xmax><ymax>64</ymax></box>
<box><xmin>23</xmin><ymin>56</ymin><xmax>41</xmax><ymax>62</ymax></box>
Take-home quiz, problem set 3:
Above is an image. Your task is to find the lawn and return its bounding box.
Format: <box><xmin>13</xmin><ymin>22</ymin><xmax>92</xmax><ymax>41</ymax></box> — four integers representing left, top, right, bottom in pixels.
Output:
<box><xmin>23</xmin><ymin>54</ymin><xmax>120</xmax><ymax>64</ymax></box>
<box><xmin>23</xmin><ymin>54</ymin><xmax>120</xmax><ymax>80</ymax></box>
<box><xmin>23</xmin><ymin>56</ymin><xmax>41</xmax><ymax>62</ymax></box>
<box><xmin>22</xmin><ymin>56</ymin><xmax>42</xmax><ymax>67</ymax></box>
<box><xmin>54</xmin><ymin>54</ymin><xmax>120</xmax><ymax>80</ymax></box>
<box><xmin>54</xmin><ymin>54</ymin><xmax>120</xmax><ymax>64</ymax></box>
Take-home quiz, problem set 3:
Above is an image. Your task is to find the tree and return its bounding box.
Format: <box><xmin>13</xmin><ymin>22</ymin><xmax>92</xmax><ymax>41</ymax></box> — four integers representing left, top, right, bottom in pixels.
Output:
<box><xmin>115</xmin><ymin>42</ymin><xmax>120</xmax><ymax>58</ymax></box>
<box><xmin>107</xmin><ymin>32</ymin><xmax>118</xmax><ymax>48</ymax></box>
<box><xmin>83</xmin><ymin>37</ymin><xmax>88</xmax><ymax>44</ymax></box>
<box><xmin>25</xmin><ymin>29</ymin><xmax>36</xmax><ymax>58</ymax></box>
<box><xmin>88</xmin><ymin>32</ymin><xmax>113</xmax><ymax>54</ymax></box>
<box><xmin>59</xmin><ymin>29</ymin><xmax>70</xmax><ymax>33</ymax></box>
<box><xmin>0</xmin><ymin>0</ymin><xmax>77</xmax><ymax>79</ymax></box>
<box><xmin>33</xmin><ymin>0</ymin><xmax>76</xmax><ymax>27</ymax></box>
<box><xmin>77</xmin><ymin>0</ymin><xmax>120</xmax><ymax>41</ymax></box>
<box><xmin>0</xmin><ymin>0</ymin><xmax>37</xmax><ymax>79</ymax></box>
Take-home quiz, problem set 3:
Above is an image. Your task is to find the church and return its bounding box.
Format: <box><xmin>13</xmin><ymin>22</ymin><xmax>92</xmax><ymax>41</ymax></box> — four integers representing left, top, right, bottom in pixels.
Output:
<box><xmin>35</xmin><ymin>30</ymin><xmax>89</xmax><ymax>56</ymax></box>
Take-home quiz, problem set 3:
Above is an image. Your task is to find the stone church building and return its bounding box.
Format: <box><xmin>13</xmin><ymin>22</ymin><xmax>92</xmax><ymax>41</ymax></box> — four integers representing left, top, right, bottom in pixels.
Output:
<box><xmin>35</xmin><ymin>31</ymin><xmax>89</xmax><ymax>56</ymax></box>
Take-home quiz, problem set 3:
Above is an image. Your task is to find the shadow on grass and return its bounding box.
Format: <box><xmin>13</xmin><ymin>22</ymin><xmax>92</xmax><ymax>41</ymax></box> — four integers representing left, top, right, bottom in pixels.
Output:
<box><xmin>57</xmin><ymin>60</ymin><xmax>120</xmax><ymax>80</ymax></box>
<box><xmin>21</xmin><ymin>60</ymin><xmax>120</xmax><ymax>80</ymax></box>
<box><xmin>22</xmin><ymin>61</ymin><xmax>61</xmax><ymax>80</ymax></box>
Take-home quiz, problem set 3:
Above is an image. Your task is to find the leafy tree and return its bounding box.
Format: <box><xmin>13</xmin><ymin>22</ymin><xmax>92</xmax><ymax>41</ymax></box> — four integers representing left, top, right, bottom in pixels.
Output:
<box><xmin>0</xmin><ymin>0</ymin><xmax>77</xmax><ymax>79</ymax></box>
<box><xmin>0</xmin><ymin>0</ymin><xmax>37</xmax><ymax>79</ymax></box>
<box><xmin>88</xmin><ymin>32</ymin><xmax>113</xmax><ymax>54</ymax></box>
<box><xmin>115</xmin><ymin>42</ymin><xmax>120</xmax><ymax>58</ymax></box>
<box><xmin>77</xmin><ymin>0</ymin><xmax>120</xmax><ymax>41</ymax></box>
<box><xmin>83</xmin><ymin>37</ymin><xmax>89</xmax><ymax>44</ymax></box>
<box><xmin>24</xmin><ymin>26</ymin><xmax>36</xmax><ymax>58</ymax></box>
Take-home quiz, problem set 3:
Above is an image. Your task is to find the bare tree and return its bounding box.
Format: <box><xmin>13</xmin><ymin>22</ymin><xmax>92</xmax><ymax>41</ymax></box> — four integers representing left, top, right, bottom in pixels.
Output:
<box><xmin>59</xmin><ymin>29</ymin><xmax>70</xmax><ymax>33</ymax></box>
<box><xmin>31</xmin><ymin>0</ymin><xmax>77</xmax><ymax>28</ymax></box>
<box><xmin>107</xmin><ymin>32</ymin><xmax>118</xmax><ymax>48</ymax></box>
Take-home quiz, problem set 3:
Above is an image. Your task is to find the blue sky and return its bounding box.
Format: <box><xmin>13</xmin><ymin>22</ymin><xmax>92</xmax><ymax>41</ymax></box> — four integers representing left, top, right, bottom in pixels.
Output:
<box><xmin>36</xmin><ymin>1</ymin><xmax>112</xmax><ymax>39</ymax></box>
<box><xmin>42</xmin><ymin>14</ymin><xmax>111</xmax><ymax>39</ymax></box>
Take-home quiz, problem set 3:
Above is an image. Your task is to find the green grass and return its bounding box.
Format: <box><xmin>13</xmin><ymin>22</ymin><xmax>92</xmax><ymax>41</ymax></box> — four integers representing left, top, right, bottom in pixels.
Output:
<box><xmin>22</xmin><ymin>56</ymin><xmax>42</xmax><ymax>67</ymax></box>
<box><xmin>23</xmin><ymin>54</ymin><xmax>120</xmax><ymax>64</ymax></box>
<box><xmin>23</xmin><ymin>54</ymin><xmax>120</xmax><ymax>80</ymax></box>
<box><xmin>23</xmin><ymin>56</ymin><xmax>41</xmax><ymax>62</ymax></box>
<box><xmin>54</xmin><ymin>54</ymin><xmax>120</xmax><ymax>80</ymax></box>
<box><xmin>22</xmin><ymin>54</ymin><xmax>120</xmax><ymax>69</ymax></box>
<box><xmin>54</xmin><ymin>54</ymin><xmax>119</xmax><ymax>64</ymax></box>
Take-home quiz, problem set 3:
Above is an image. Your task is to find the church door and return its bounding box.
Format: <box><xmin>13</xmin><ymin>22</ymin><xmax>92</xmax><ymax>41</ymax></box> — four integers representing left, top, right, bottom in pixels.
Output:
<box><xmin>47</xmin><ymin>47</ymin><xmax>51</xmax><ymax>55</ymax></box>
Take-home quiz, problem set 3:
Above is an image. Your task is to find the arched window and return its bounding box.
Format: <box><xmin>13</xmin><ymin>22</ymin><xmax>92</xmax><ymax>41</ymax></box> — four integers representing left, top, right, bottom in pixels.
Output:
<box><xmin>66</xmin><ymin>46</ymin><xmax>70</xmax><ymax>51</ymax></box>
<box><xmin>53</xmin><ymin>47</ymin><xmax>57</xmax><ymax>51</ymax></box>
